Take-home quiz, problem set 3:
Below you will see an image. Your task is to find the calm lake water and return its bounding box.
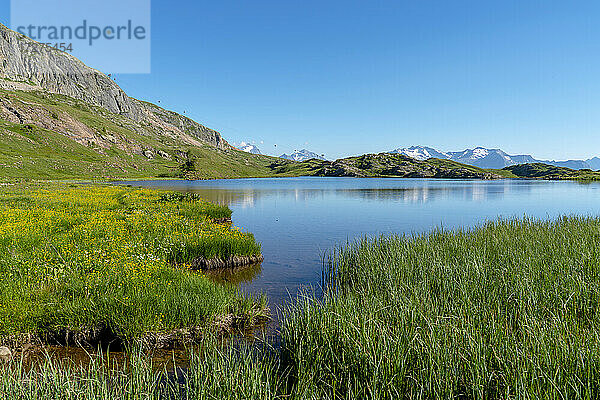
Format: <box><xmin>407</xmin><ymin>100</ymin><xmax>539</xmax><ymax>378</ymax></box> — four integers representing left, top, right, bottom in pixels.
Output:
<box><xmin>122</xmin><ymin>177</ymin><xmax>600</xmax><ymax>315</ymax></box>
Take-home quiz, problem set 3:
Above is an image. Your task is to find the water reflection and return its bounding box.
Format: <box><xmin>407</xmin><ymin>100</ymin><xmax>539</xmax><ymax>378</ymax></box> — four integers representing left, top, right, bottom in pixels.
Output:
<box><xmin>19</xmin><ymin>344</ymin><xmax>193</xmax><ymax>372</ymax></box>
<box><xmin>205</xmin><ymin>262</ymin><xmax>263</xmax><ymax>285</ymax></box>
<box><xmin>126</xmin><ymin>178</ymin><xmax>534</xmax><ymax>206</ymax></box>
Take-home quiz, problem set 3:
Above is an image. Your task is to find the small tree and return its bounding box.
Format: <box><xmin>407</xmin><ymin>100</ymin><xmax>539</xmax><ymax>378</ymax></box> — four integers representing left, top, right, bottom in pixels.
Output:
<box><xmin>178</xmin><ymin>151</ymin><xmax>197</xmax><ymax>178</ymax></box>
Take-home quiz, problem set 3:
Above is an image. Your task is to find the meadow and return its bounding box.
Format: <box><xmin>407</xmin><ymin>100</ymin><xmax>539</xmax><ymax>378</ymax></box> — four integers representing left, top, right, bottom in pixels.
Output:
<box><xmin>2</xmin><ymin>212</ymin><xmax>600</xmax><ymax>399</ymax></box>
<box><xmin>0</xmin><ymin>184</ymin><xmax>265</xmax><ymax>346</ymax></box>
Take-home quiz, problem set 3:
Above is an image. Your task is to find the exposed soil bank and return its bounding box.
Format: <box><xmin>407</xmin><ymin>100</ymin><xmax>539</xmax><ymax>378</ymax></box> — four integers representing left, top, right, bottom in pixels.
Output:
<box><xmin>191</xmin><ymin>255</ymin><xmax>265</xmax><ymax>270</ymax></box>
<box><xmin>0</xmin><ymin>307</ymin><xmax>269</xmax><ymax>355</ymax></box>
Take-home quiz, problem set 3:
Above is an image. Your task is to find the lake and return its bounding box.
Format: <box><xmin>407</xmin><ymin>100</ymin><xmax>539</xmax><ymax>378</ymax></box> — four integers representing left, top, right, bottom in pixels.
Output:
<box><xmin>122</xmin><ymin>177</ymin><xmax>600</xmax><ymax>316</ymax></box>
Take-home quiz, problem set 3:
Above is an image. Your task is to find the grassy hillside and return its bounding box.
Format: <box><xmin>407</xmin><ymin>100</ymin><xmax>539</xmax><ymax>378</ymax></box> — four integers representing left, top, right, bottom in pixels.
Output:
<box><xmin>502</xmin><ymin>163</ymin><xmax>600</xmax><ymax>180</ymax></box>
<box><xmin>0</xmin><ymin>89</ymin><xmax>291</xmax><ymax>180</ymax></box>
<box><xmin>272</xmin><ymin>155</ymin><xmax>600</xmax><ymax>181</ymax></box>
<box><xmin>0</xmin><ymin>89</ymin><xmax>512</xmax><ymax>181</ymax></box>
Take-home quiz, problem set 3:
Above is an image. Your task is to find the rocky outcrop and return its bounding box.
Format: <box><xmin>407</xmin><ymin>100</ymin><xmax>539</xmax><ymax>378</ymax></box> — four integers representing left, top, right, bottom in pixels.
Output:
<box><xmin>0</xmin><ymin>23</ymin><xmax>230</xmax><ymax>149</ymax></box>
<box><xmin>503</xmin><ymin>163</ymin><xmax>600</xmax><ymax>180</ymax></box>
<box><xmin>0</xmin><ymin>24</ymin><xmax>139</xmax><ymax>119</ymax></box>
<box><xmin>136</xmin><ymin>100</ymin><xmax>230</xmax><ymax>149</ymax></box>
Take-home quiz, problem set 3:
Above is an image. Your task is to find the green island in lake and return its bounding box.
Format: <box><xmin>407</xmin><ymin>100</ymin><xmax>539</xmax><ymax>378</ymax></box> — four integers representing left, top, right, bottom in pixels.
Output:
<box><xmin>1</xmin><ymin>13</ymin><xmax>600</xmax><ymax>400</ymax></box>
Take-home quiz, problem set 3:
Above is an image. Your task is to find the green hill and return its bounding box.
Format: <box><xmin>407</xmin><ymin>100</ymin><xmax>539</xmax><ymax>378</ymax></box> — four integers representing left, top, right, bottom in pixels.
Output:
<box><xmin>0</xmin><ymin>86</ymin><xmax>594</xmax><ymax>182</ymax></box>
<box><xmin>0</xmin><ymin>22</ymin><xmax>511</xmax><ymax>182</ymax></box>
<box><xmin>502</xmin><ymin>163</ymin><xmax>600</xmax><ymax>181</ymax></box>
<box><xmin>0</xmin><ymin>84</ymin><xmax>594</xmax><ymax>181</ymax></box>
<box><xmin>269</xmin><ymin>153</ymin><xmax>504</xmax><ymax>179</ymax></box>
<box><xmin>0</xmin><ymin>22</ymin><xmax>298</xmax><ymax>180</ymax></box>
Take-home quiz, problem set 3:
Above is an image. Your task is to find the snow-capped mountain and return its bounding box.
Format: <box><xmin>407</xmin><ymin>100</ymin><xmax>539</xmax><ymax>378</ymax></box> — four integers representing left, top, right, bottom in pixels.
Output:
<box><xmin>390</xmin><ymin>146</ymin><xmax>599</xmax><ymax>170</ymax></box>
<box><xmin>446</xmin><ymin>147</ymin><xmax>538</xmax><ymax>169</ymax></box>
<box><xmin>391</xmin><ymin>146</ymin><xmax>531</xmax><ymax>168</ymax></box>
<box><xmin>280</xmin><ymin>149</ymin><xmax>326</xmax><ymax>162</ymax></box>
<box><xmin>390</xmin><ymin>146</ymin><xmax>449</xmax><ymax>161</ymax></box>
<box><xmin>237</xmin><ymin>142</ymin><xmax>262</xmax><ymax>155</ymax></box>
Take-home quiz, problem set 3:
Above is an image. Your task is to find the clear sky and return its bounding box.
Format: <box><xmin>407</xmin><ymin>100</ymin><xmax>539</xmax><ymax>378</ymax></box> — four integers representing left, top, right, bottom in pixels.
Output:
<box><xmin>2</xmin><ymin>0</ymin><xmax>600</xmax><ymax>160</ymax></box>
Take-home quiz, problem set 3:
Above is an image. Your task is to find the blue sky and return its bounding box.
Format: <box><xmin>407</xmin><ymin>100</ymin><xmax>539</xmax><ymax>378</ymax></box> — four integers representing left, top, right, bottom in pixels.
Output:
<box><xmin>2</xmin><ymin>0</ymin><xmax>600</xmax><ymax>160</ymax></box>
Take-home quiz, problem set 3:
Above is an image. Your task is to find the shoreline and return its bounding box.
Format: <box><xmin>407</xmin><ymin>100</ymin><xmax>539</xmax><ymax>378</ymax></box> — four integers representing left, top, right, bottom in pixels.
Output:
<box><xmin>0</xmin><ymin>308</ymin><xmax>270</xmax><ymax>358</ymax></box>
<box><xmin>190</xmin><ymin>255</ymin><xmax>265</xmax><ymax>270</ymax></box>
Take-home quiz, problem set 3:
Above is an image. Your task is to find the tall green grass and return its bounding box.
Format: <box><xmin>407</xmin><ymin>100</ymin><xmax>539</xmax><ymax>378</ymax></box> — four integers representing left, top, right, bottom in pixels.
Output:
<box><xmin>282</xmin><ymin>216</ymin><xmax>600</xmax><ymax>399</ymax></box>
<box><xmin>169</xmin><ymin>233</ymin><xmax>263</xmax><ymax>262</ymax></box>
<box><xmin>0</xmin><ymin>340</ymin><xmax>283</xmax><ymax>400</ymax></box>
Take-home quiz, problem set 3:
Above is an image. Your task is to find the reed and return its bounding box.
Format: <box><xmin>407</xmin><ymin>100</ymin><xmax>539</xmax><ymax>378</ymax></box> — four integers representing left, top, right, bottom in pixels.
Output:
<box><xmin>282</xmin><ymin>216</ymin><xmax>600</xmax><ymax>399</ymax></box>
<box><xmin>0</xmin><ymin>340</ymin><xmax>283</xmax><ymax>400</ymax></box>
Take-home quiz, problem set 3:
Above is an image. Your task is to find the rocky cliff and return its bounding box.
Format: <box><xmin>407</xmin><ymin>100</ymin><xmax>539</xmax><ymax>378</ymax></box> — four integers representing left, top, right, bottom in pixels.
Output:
<box><xmin>0</xmin><ymin>23</ymin><xmax>229</xmax><ymax>149</ymax></box>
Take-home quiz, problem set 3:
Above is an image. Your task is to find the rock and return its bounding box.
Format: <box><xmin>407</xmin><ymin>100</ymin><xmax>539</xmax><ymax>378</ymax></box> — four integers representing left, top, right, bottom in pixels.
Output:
<box><xmin>157</xmin><ymin>150</ymin><xmax>171</xmax><ymax>159</ymax></box>
<box><xmin>138</xmin><ymin>100</ymin><xmax>230</xmax><ymax>149</ymax></box>
<box><xmin>0</xmin><ymin>346</ymin><xmax>12</xmax><ymax>360</ymax></box>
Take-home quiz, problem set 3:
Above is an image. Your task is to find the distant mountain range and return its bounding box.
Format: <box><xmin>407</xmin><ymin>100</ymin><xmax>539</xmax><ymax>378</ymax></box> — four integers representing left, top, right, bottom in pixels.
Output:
<box><xmin>280</xmin><ymin>149</ymin><xmax>326</xmax><ymax>162</ymax></box>
<box><xmin>237</xmin><ymin>145</ymin><xmax>325</xmax><ymax>162</ymax></box>
<box><xmin>237</xmin><ymin>142</ymin><xmax>262</xmax><ymax>155</ymax></box>
<box><xmin>391</xmin><ymin>146</ymin><xmax>600</xmax><ymax>170</ymax></box>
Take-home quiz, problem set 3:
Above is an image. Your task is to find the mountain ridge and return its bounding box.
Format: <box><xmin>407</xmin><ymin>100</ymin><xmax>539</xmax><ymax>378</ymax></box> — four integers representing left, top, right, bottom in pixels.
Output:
<box><xmin>280</xmin><ymin>149</ymin><xmax>326</xmax><ymax>162</ymax></box>
<box><xmin>391</xmin><ymin>145</ymin><xmax>598</xmax><ymax>170</ymax></box>
<box><xmin>270</xmin><ymin>152</ymin><xmax>504</xmax><ymax>179</ymax></box>
<box><xmin>0</xmin><ymin>23</ymin><xmax>229</xmax><ymax>150</ymax></box>
<box><xmin>0</xmin><ymin>22</ymin><xmax>300</xmax><ymax>179</ymax></box>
